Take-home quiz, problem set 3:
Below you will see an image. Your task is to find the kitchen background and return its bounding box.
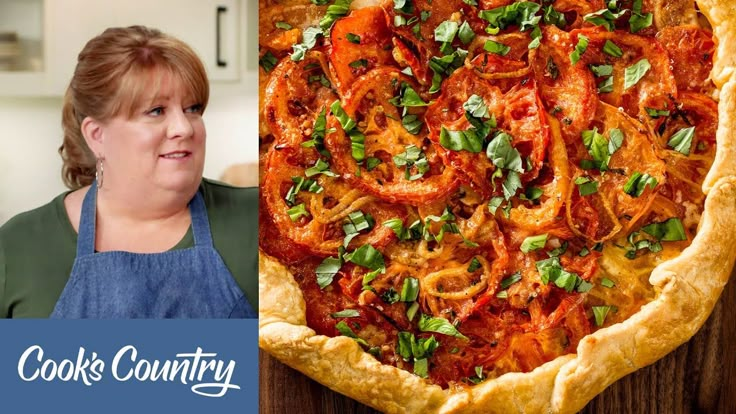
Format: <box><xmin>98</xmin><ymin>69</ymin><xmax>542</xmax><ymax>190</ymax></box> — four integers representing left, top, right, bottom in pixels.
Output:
<box><xmin>0</xmin><ymin>0</ymin><xmax>259</xmax><ymax>225</ymax></box>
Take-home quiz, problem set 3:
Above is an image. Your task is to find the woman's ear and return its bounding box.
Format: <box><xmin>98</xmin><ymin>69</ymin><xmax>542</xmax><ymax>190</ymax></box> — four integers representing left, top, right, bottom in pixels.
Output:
<box><xmin>80</xmin><ymin>116</ymin><xmax>104</xmax><ymax>157</ymax></box>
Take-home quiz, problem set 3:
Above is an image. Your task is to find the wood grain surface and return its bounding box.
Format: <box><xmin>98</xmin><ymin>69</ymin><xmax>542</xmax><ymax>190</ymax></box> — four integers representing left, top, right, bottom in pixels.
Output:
<box><xmin>259</xmin><ymin>271</ymin><xmax>736</xmax><ymax>414</ymax></box>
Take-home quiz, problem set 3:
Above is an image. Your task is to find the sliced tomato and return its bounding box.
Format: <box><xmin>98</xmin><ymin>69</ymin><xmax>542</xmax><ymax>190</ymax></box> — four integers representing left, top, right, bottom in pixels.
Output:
<box><xmin>324</xmin><ymin>67</ymin><xmax>459</xmax><ymax>205</ymax></box>
<box><xmin>329</xmin><ymin>6</ymin><xmax>394</xmax><ymax>96</ymax></box>
<box><xmin>530</xmin><ymin>25</ymin><xmax>597</xmax><ymax>143</ymax></box>
<box><xmin>263</xmin><ymin>52</ymin><xmax>338</xmax><ymax>167</ymax></box>
<box><xmin>656</xmin><ymin>26</ymin><xmax>715</xmax><ymax>93</ymax></box>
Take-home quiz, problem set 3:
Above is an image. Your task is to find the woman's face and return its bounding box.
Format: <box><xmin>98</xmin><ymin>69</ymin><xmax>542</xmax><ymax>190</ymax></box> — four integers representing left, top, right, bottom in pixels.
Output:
<box><xmin>99</xmin><ymin>71</ymin><xmax>206</xmax><ymax>195</ymax></box>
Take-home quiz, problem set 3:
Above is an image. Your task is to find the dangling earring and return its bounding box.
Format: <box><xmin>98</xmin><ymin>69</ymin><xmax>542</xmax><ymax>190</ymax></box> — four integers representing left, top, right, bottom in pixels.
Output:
<box><xmin>96</xmin><ymin>157</ymin><xmax>104</xmax><ymax>189</ymax></box>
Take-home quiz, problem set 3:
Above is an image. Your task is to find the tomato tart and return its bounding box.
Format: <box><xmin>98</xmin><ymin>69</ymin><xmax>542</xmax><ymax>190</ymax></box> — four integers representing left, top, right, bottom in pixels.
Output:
<box><xmin>258</xmin><ymin>0</ymin><xmax>736</xmax><ymax>412</ymax></box>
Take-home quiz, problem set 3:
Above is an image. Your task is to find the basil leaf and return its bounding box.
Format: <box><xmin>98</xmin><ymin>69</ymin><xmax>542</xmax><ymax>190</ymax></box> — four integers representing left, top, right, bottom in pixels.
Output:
<box><xmin>393</xmin><ymin>144</ymin><xmax>430</xmax><ymax>181</ymax></box>
<box><xmin>592</xmin><ymin>305</ymin><xmax>616</xmax><ymax>326</ymax></box>
<box><xmin>623</xmin><ymin>171</ymin><xmax>657</xmax><ymax>197</ymax></box>
<box><xmin>291</xmin><ymin>27</ymin><xmax>323</xmax><ymax>61</ymax></box>
<box><xmin>393</xmin><ymin>0</ymin><xmax>414</xmax><ymax>15</ymax></box>
<box><xmin>406</xmin><ymin>302</ymin><xmax>420</xmax><ymax>321</ymax></box>
<box><xmin>316</xmin><ymin>256</ymin><xmax>343</xmax><ymax>288</ymax></box>
<box><xmin>583</xmin><ymin>8</ymin><xmax>626</xmax><ymax>31</ymax></box>
<box><xmin>641</xmin><ymin>218</ymin><xmax>687</xmax><ymax>241</ymax></box>
<box><xmin>602</xmin><ymin>40</ymin><xmax>623</xmax><ymax>57</ymax></box>
<box><xmin>320</xmin><ymin>0</ymin><xmax>353</xmax><ymax>32</ymax></box>
<box><xmin>366</xmin><ymin>157</ymin><xmax>382</xmax><ymax>171</ymax></box>
<box><xmin>305</xmin><ymin>158</ymin><xmax>339</xmax><ymax>177</ymax></box>
<box><xmin>397</xmin><ymin>331</ymin><xmax>413</xmax><ymax>360</ymax></box>
<box><xmin>467</xmin><ymin>257</ymin><xmax>482</xmax><ymax>272</ymax></box>
<box><xmin>400</xmin><ymin>277</ymin><xmax>420</xmax><ymax>302</ymax></box>
<box><xmin>488</xmin><ymin>196</ymin><xmax>504</xmax><ymax>215</ymax></box>
<box><xmin>496</xmin><ymin>290</ymin><xmax>508</xmax><ymax>299</ymax></box>
<box><xmin>344</xmin><ymin>244</ymin><xmax>386</xmax><ymax>270</ymax></box>
<box><xmin>381</xmin><ymin>287</ymin><xmax>399</xmax><ymax>304</ymax></box>
<box><xmin>435</xmin><ymin>20</ymin><xmax>459</xmax><ymax>43</ymax></box>
<box><xmin>330</xmin><ymin>100</ymin><xmax>356</xmax><ymax>131</ymax></box>
<box><xmin>608</xmin><ymin>128</ymin><xmax>624</xmax><ymax>154</ymax></box>
<box><xmin>276</xmin><ymin>21</ymin><xmax>293</xmax><ymax>30</ymax></box>
<box><xmin>547</xmin><ymin>241</ymin><xmax>568</xmax><ymax>257</ymax></box>
<box><xmin>346</xmin><ymin>33</ymin><xmax>360</xmax><ymax>44</ymax></box>
<box><xmin>543</xmin><ymin>5</ymin><xmax>566</xmax><ymax>29</ymax></box>
<box><xmin>478</xmin><ymin>2</ymin><xmax>541</xmax><ymax>32</ymax></box>
<box><xmin>311</xmin><ymin>0</ymin><xmax>329</xmax><ymax>4</ymax></box>
<box><xmin>287</xmin><ymin>203</ymin><xmax>310</xmax><ymax>221</ymax></box>
<box><xmin>302</xmin><ymin>107</ymin><xmax>328</xmax><ymax>154</ymax></box>
<box><xmin>402</xmin><ymin>114</ymin><xmax>424</xmax><ymax>134</ymax></box>
<box><xmin>484</xmin><ymin>40</ymin><xmax>510</xmax><ymax>56</ymax></box>
<box><xmin>500</xmin><ymin>272</ymin><xmax>522</xmax><ymax>289</ymax></box>
<box><xmin>398</xmin><ymin>84</ymin><xmax>429</xmax><ymax>108</ymax></box>
<box><xmin>440</xmin><ymin>127</ymin><xmax>484</xmax><ymax>153</ymax></box>
<box><xmin>535</xmin><ymin>257</ymin><xmax>586</xmax><ymax>292</ymax></box>
<box><xmin>259</xmin><ymin>51</ymin><xmax>279</xmax><ymax>72</ymax></box>
<box><xmin>418</xmin><ymin>314</ymin><xmax>468</xmax><ymax>340</ymax></box>
<box><xmin>667</xmin><ymin>126</ymin><xmax>695</xmax><ymax>155</ymax></box>
<box><xmin>590</xmin><ymin>64</ymin><xmax>613</xmax><ymax>77</ymax></box>
<box><xmin>463</xmin><ymin>94</ymin><xmax>490</xmax><ymax>119</ymax></box>
<box><xmin>520</xmin><ymin>234</ymin><xmax>548</xmax><ymax>253</ymax></box>
<box><xmin>413</xmin><ymin>357</ymin><xmax>429</xmax><ymax>378</ymax></box>
<box><xmin>458</xmin><ymin>21</ymin><xmax>475</xmax><ymax>45</ymax></box>
<box><xmin>575</xmin><ymin>176</ymin><xmax>599</xmax><ymax>196</ymax></box>
<box><xmin>349</xmin><ymin>58</ymin><xmax>368</xmax><ymax>68</ymax></box>
<box><xmin>331</xmin><ymin>309</ymin><xmax>360</xmax><ymax>318</ymax></box>
<box><xmin>528</xmin><ymin>25</ymin><xmax>542</xmax><ymax>49</ymax></box>
<box><xmin>601</xmin><ymin>278</ymin><xmax>616</xmax><ymax>288</ymax></box>
<box><xmin>335</xmin><ymin>320</ymin><xmax>369</xmax><ymax>346</ymax></box>
<box><xmin>428</xmin><ymin>48</ymin><xmax>468</xmax><ymax>93</ymax></box>
<box><xmin>569</xmin><ymin>34</ymin><xmax>589</xmax><ymax>65</ymax></box>
<box><xmin>383</xmin><ymin>218</ymin><xmax>408</xmax><ymax>240</ymax></box>
<box><xmin>486</xmin><ymin>132</ymin><xmax>523</xmax><ymax>173</ymax></box>
<box><xmin>285</xmin><ymin>176</ymin><xmax>323</xmax><ymax>206</ymax></box>
<box><xmin>629</xmin><ymin>0</ymin><xmax>652</xmax><ymax>33</ymax></box>
<box><xmin>502</xmin><ymin>171</ymin><xmax>522</xmax><ymax>200</ymax></box>
<box><xmin>597</xmin><ymin>76</ymin><xmax>614</xmax><ymax>93</ymax></box>
<box><xmin>645</xmin><ymin>107</ymin><xmax>670</xmax><ymax>118</ymax></box>
<box><xmin>623</xmin><ymin>58</ymin><xmax>651</xmax><ymax>90</ymax></box>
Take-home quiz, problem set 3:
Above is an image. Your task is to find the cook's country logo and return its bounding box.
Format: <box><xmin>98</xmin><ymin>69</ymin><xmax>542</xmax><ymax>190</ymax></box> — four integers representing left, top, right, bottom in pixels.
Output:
<box><xmin>17</xmin><ymin>345</ymin><xmax>240</xmax><ymax>397</ymax></box>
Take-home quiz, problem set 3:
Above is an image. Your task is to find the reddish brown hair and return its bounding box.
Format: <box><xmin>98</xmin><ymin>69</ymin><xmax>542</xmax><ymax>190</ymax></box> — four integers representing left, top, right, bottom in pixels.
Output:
<box><xmin>59</xmin><ymin>25</ymin><xmax>209</xmax><ymax>189</ymax></box>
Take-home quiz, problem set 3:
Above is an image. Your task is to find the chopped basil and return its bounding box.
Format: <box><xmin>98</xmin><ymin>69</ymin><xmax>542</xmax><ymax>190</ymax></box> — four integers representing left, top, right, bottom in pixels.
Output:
<box><xmin>601</xmin><ymin>278</ymin><xmax>616</xmax><ymax>288</ymax></box>
<box><xmin>406</xmin><ymin>302</ymin><xmax>420</xmax><ymax>321</ymax></box>
<box><xmin>428</xmin><ymin>48</ymin><xmax>468</xmax><ymax>93</ymax></box>
<box><xmin>330</xmin><ymin>100</ymin><xmax>356</xmax><ymax>131</ymax></box>
<box><xmin>440</xmin><ymin>127</ymin><xmax>484</xmax><ymax>153</ymax></box>
<box><xmin>383</xmin><ymin>218</ymin><xmax>409</xmax><ymax>240</ymax></box>
<box><xmin>335</xmin><ymin>320</ymin><xmax>369</xmax><ymax>346</ymax></box>
<box><xmin>395</xmin><ymin>83</ymin><xmax>429</xmax><ymax>109</ymax></box>
<box><xmin>645</xmin><ymin>107</ymin><xmax>670</xmax><ymax>118</ymax></box>
<box><xmin>259</xmin><ymin>51</ymin><xmax>279</xmax><ymax>72</ymax></box>
<box><xmin>287</xmin><ymin>203</ymin><xmax>310</xmax><ymax>221</ymax></box>
<box><xmin>349</xmin><ymin>59</ymin><xmax>368</xmax><ymax>68</ymax></box>
<box><xmin>577</xmin><ymin>280</ymin><xmax>593</xmax><ymax>292</ymax></box>
<box><xmin>623</xmin><ymin>172</ymin><xmax>657</xmax><ymax>197</ymax></box>
<box><xmin>462</xmin><ymin>0</ymin><xmax>477</xmax><ymax>5</ymax></box>
<box><xmin>488</xmin><ymin>197</ymin><xmax>504</xmax><ymax>215</ymax></box>
<box><xmin>320</xmin><ymin>0</ymin><xmax>353</xmax><ymax>32</ymax></box>
<box><xmin>590</xmin><ymin>64</ymin><xmax>613</xmax><ymax>77</ymax></box>
<box><xmin>581</xmin><ymin>127</ymin><xmax>623</xmax><ymax>171</ymax></box>
<box><xmin>486</xmin><ymin>132</ymin><xmax>524</xmax><ymax>173</ymax></box>
<box><xmin>331</xmin><ymin>309</ymin><xmax>360</xmax><ymax>318</ymax></box>
<box><xmin>484</xmin><ymin>40</ymin><xmax>510</xmax><ymax>56</ymax></box>
<box><xmin>421</xmin><ymin>10</ymin><xmax>432</xmax><ymax>22</ymax></box>
<box><xmin>528</xmin><ymin>25</ymin><xmax>542</xmax><ymax>49</ymax></box>
<box><xmin>502</xmin><ymin>171</ymin><xmax>522</xmax><ymax>200</ymax></box>
<box><xmin>393</xmin><ymin>144</ymin><xmax>430</xmax><ymax>180</ymax></box>
<box><xmin>602</xmin><ymin>40</ymin><xmax>623</xmax><ymax>58</ymax></box>
<box><xmin>330</xmin><ymin>100</ymin><xmax>365</xmax><ymax>162</ymax></box>
<box><xmin>346</xmin><ymin>33</ymin><xmax>361</xmax><ymax>44</ymax></box>
<box><xmin>570</xmin><ymin>34</ymin><xmax>589</xmax><ymax>65</ymax></box>
<box><xmin>478</xmin><ymin>2</ymin><xmax>541</xmax><ymax>33</ymax></box>
<box><xmin>579</xmin><ymin>246</ymin><xmax>590</xmax><ymax>257</ymax></box>
<box><xmin>397</xmin><ymin>331</ymin><xmax>439</xmax><ymax>378</ymax></box>
<box><xmin>400</xmin><ymin>277</ymin><xmax>420</xmax><ymax>302</ymax></box>
<box><xmin>305</xmin><ymin>158</ymin><xmax>339</xmax><ymax>177</ymax></box>
<box><xmin>623</xmin><ymin>58</ymin><xmax>651</xmax><ymax>90</ymax></box>
<box><xmin>592</xmin><ymin>305</ymin><xmax>616</xmax><ymax>326</ymax></box>
<box><xmin>302</xmin><ymin>107</ymin><xmax>329</xmax><ymax>155</ymax></box>
<box><xmin>667</xmin><ymin>126</ymin><xmax>695</xmax><ymax>155</ymax></box>
<box><xmin>641</xmin><ymin>218</ymin><xmax>687</xmax><ymax>241</ymax></box>
<box><xmin>418</xmin><ymin>314</ymin><xmax>468</xmax><ymax>340</ymax></box>
<box><xmin>467</xmin><ymin>257</ymin><xmax>482</xmax><ymax>272</ymax></box>
<box><xmin>402</xmin><ymin>114</ymin><xmax>424</xmax><ymax>135</ymax></box>
<box><xmin>548</xmin><ymin>241</ymin><xmax>568</xmax><ymax>257</ymax></box>
<box><xmin>291</xmin><ymin>27</ymin><xmax>323</xmax><ymax>61</ymax></box>
<box><xmin>575</xmin><ymin>176</ymin><xmax>599</xmax><ymax>196</ymax></box>
<box><xmin>520</xmin><ymin>234</ymin><xmax>548</xmax><ymax>253</ymax></box>
<box><xmin>276</xmin><ymin>21</ymin><xmax>293</xmax><ymax>30</ymax></box>
<box><xmin>463</xmin><ymin>94</ymin><xmax>490</xmax><ymax>118</ymax></box>
<box><xmin>583</xmin><ymin>8</ymin><xmax>626</xmax><ymax>31</ymax></box>
<box><xmin>344</xmin><ymin>244</ymin><xmax>386</xmax><ymax>271</ymax></box>
<box><xmin>316</xmin><ymin>256</ymin><xmax>343</xmax><ymax>288</ymax></box>
<box><xmin>629</xmin><ymin>0</ymin><xmax>653</xmax><ymax>33</ymax></box>
<box><xmin>393</xmin><ymin>0</ymin><xmax>414</xmax><ymax>15</ymax></box>
<box><xmin>598</xmin><ymin>76</ymin><xmax>614</xmax><ymax>94</ymax></box>
<box><xmin>285</xmin><ymin>176</ymin><xmax>323</xmax><ymax>206</ymax></box>
<box><xmin>435</xmin><ymin>20</ymin><xmax>459</xmax><ymax>43</ymax></box>
<box><xmin>413</xmin><ymin>358</ymin><xmax>429</xmax><ymax>378</ymax></box>
<box><xmin>500</xmin><ymin>272</ymin><xmax>522</xmax><ymax>289</ymax></box>
<box><xmin>343</xmin><ymin>210</ymin><xmax>375</xmax><ymax>247</ymax></box>
<box><xmin>381</xmin><ymin>287</ymin><xmax>399</xmax><ymax>304</ymax></box>
<box><xmin>496</xmin><ymin>290</ymin><xmax>508</xmax><ymax>299</ymax></box>
<box><xmin>458</xmin><ymin>21</ymin><xmax>475</xmax><ymax>45</ymax></box>
<box><xmin>311</xmin><ymin>0</ymin><xmax>329</xmax><ymax>4</ymax></box>
<box><xmin>467</xmin><ymin>366</ymin><xmax>486</xmax><ymax>384</ymax></box>
<box><xmin>520</xmin><ymin>186</ymin><xmax>543</xmax><ymax>201</ymax></box>
<box><xmin>535</xmin><ymin>257</ymin><xmax>589</xmax><ymax>293</ymax></box>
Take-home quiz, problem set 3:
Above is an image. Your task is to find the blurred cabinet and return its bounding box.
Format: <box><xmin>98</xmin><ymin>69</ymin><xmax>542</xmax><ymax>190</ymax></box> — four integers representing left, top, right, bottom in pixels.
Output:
<box><xmin>0</xmin><ymin>0</ymin><xmax>242</xmax><ymax>96</ymax></box>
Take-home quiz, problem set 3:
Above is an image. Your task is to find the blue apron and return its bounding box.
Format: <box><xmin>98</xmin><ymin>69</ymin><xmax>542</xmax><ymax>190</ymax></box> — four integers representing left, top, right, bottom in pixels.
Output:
<box><xmin>50</xmin><ymin>181</ymin><xmax>256</xmax><ymax>319</ymax></box>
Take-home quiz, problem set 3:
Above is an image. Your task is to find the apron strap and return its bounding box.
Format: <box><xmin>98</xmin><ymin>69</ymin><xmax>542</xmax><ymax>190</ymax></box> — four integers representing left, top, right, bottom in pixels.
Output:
<box><xmin>76</xmin><ymin>180</ymin><xmax>99</xmax><ymax>257</ymax></box>
<box><xmin>76</xmin><ymin>182</ymin><xmax>213</xmax><ymax>257</ymax></box>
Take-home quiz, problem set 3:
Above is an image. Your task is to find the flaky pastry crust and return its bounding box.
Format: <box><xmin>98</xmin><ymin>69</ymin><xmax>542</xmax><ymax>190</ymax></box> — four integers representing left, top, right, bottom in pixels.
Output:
<box><xmin>259</xmin><ymin>1</ymin><xmax>736</xmax><ymax>412</ymax></box>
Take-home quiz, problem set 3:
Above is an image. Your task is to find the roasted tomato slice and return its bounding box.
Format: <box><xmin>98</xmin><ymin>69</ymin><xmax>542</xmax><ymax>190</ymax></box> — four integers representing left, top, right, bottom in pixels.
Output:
<box><xmin>572</xmin><ymin>27</ymin><xmax>677</xmax><ymax>121</ymax></box>
<box><xmin>263</xmin><ymin>52</ymin><xmax>338</xmax><ymax>167</ymax></box>
<box><xmin>530</xmin><ymin>25</ymin><xmax>597</xmax><ymax>143</ymax></box>
<box><xmin>329</xmin><ymin>6</ymin><xmax>394</xmax><ymax>96</ymax></box>
<box><xmin>655</xmin><ymin>26</ymin><xmax>715</xmax><ymax>94</ymax></box>
<box><xmin>324</xmin><ymin>67</ymin><xmax>459</xmax><ymax>205</ymax></box>
<box><xmin>261</xmin><ymin>148</ymin><xmax>403</xmax><ymax>256</ymax></box>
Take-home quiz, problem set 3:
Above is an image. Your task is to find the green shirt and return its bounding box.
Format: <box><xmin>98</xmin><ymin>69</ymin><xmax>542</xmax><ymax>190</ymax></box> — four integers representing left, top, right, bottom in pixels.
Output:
<box><xmin>0</xmin><ymin>179</ymin><xmax>258</xmax><ymax>318</ymax></box>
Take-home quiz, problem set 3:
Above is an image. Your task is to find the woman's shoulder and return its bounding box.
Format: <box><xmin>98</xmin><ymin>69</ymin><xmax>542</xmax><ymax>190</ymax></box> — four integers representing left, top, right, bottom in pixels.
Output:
<box><xmin>200</xmin><ymin>178</ymin><xmax>257</xmax><ymax>217</ymax></box>
<box><xmin>0</xmin><ymin>193</ymin><xmax>72</xmax><ymax>247</ymax></box>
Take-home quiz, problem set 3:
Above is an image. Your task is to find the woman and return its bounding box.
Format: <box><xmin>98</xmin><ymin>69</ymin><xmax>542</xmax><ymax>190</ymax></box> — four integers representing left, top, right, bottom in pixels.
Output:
<box><xmin>0</xmin><ymin>26</ymin><xmax>257</xmax><ymax>318</ymax></box>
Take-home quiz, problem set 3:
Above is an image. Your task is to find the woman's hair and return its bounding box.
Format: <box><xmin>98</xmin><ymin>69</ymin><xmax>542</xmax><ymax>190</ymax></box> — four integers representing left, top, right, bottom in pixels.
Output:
<box><xmin>59</xmin><ymin>25</ymin><xmax>210</xmax><ymax>189</ymax></box>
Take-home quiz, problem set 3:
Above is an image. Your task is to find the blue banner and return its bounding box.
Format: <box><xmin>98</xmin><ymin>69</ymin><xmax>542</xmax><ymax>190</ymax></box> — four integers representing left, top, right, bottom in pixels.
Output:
<box><xmin>0</xmin><ymin>320</ymin><xmax>258</xmax><ymax>413</ymax></box>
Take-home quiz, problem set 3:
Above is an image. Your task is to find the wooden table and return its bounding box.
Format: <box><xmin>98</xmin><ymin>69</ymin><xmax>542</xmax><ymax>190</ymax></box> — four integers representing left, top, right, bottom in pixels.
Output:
<box><xmin>260</xmin><ymin>273</ymin><xmax>736</xmax><ymax>413</ymax></box>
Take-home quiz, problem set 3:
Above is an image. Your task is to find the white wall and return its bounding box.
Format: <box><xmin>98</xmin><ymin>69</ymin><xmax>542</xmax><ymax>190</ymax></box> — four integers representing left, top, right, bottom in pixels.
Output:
<box><xmin>0</xmin><ymin>83</ymin><xmax>259</xmax><ymax>224</ymax></box>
